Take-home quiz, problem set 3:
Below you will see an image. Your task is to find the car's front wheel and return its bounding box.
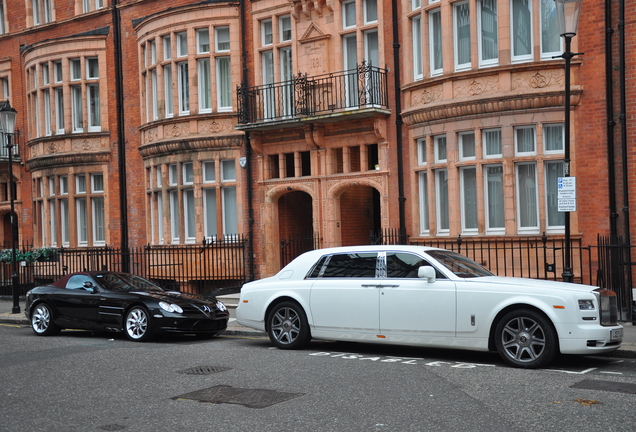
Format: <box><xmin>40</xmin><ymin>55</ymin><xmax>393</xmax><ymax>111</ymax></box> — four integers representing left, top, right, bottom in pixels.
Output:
<box><xmin>266</xmin><ymin>301</ymin><xmax>310</xmax><ymax>349</ymax></box>
<box><xmin>31</xmin><ymin>303</ymin><xmax>61</xmax><ymax>336</ymax></box>
<box><xmin>494</xmin><ymin>309</ymin><xmax>558</xmax><ymax>368</ymax></box>
<box><xmin>125</xmin><ymin>306</ymin><xmax>153</xmax><ymax>342</ymax></box>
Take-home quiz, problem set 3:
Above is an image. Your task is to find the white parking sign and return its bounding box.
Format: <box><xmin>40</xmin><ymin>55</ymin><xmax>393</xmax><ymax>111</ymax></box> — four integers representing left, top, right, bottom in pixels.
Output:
<box><xmin>558</xmin><ymin>177</ymin><xmax>576</xmax><ymax>212</ymax></box>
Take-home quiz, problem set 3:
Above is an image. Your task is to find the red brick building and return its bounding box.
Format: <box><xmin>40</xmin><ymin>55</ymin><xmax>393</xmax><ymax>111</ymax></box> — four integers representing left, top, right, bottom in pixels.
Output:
<box><xmin>0</xmin><ymin>0</ymin><xmax>633</xmax><ymax>312</ymax></box>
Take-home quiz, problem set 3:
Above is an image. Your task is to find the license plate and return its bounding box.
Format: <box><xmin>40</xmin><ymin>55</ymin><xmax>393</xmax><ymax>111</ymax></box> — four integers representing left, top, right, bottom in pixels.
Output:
<box><xmin>610</xmin><ymin>328</ymin><xmax>623</xmax><ymax>341</ymax></box>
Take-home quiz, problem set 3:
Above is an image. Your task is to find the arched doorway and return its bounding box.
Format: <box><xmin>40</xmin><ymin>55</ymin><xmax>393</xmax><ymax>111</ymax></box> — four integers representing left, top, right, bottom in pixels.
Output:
<box><xmin>340</xmin><ymin>186</ymin><xmax>380</xmax><ymax>246</ymax></box>
<box><xmin>278</xmin><ymin>191</ymin><xmax>315</xmax><ymax>266</ymax></box>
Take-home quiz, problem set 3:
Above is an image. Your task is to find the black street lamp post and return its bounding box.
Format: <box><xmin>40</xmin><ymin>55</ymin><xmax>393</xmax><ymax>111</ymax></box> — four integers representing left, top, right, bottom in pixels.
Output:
<box><xmin>0</xmin><ymin>101</ymin><xmax>19</xmax><ymax>314</ymax></box>
<box><xmin>555</xmin><ymin>0</ymin><xmax>583</xmax><ymax>283</ymax></box>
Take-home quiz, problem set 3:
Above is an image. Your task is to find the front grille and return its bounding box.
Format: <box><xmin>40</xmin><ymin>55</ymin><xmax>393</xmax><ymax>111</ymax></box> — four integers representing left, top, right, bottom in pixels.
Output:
<box><xmin>595</xmin><ymin>288</ymin><xmax>618</xmax><ymax>325</ymax></box>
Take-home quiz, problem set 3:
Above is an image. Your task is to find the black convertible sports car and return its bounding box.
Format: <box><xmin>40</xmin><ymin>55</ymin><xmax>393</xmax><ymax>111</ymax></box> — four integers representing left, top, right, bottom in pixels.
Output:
<box><xmin>25</xmin><ymin>272</ymin><xmax>229</xmax><ymax>341</ymax></box>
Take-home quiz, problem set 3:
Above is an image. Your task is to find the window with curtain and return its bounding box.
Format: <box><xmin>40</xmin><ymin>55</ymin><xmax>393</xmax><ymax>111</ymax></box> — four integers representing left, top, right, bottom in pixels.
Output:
<box><xmin>454</xmin><ymin>2</ymin><xmax>471</xmax><ymax>70</ymax></box>
<box><xmin>198</xmin><ymin>58</ymin><xmax>212</xmax><ymax>113</ymax></box>
<box><xmin>479</xmin><ymin>0</ymin><xmax>498</xmax><ymax>66</ymax></box>
<box><xmin>483</xmin><ymin>128</ymin><xmax>502</xmax><ymax>157</ymax></box>
<box><xmin>412</xmin><ymin>15</ymin><xmax>423</xmax><ymax>80</ymax></box>
<box><xmin>461</xmin><ymin>167</ymin><xmax>478</xmax><ymax>232</ymax></box>
<box><xmin>540</xmin><ymin>0</ymin><xmax>561</xmax><ymax>57</ymax></box>
<box><xmin>485</xmin><ymin>165</ymin><xmax>505</xmax><ymax>231</ymax></box>
<box><xmin>436</xmin><ymin>169</ymin><xmax>449</xmax><ymax>233</ymax></box>
<box><xmin>511</xmin><ymin>0</ymin><xmax>533</xmax><ymax>61</ymax></box>
<box><xmin>516</xmin><ymin>162</ymin><xmax>539</xmax><ymax>231</ymax></box>
<box><xmin>515</xmin><ymin>126</ymin><xmax>536</xmax><ymax>154</ymax></box>
<box><xmin>544</xmin><ymin>124</ymin><xmax>564</xmax><ymax>152</ymax></box>
<box><xmin>429</xmin><ymin>9</ymin><xmax>443</xmax><ymax>75</ymax></box>
<box><xmin>545</xmin><ymin>161</ymin><xmax>565</xmax><ymax>228</ymax></box>
<box><xmin>419</xmin><ymin>171</ymin><xmax>429</xmax><ymax>234</ymax></box>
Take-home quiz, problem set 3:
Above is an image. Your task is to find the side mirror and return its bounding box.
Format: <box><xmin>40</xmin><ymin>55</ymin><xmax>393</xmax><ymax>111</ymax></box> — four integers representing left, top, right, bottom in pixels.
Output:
<box><xmin>82</xmin><ymin>281</ymin><xmax>96</xmax><ymax>293</ymax></box>
<box><xmin>418</xmin><ymin>266</ymin><xmax>436</xmax><ymax>283</ymax></box>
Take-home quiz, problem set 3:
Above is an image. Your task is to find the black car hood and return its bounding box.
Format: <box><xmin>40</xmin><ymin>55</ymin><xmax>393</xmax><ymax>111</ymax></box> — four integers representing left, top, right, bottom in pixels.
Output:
<box><xmin>130</xmin><ymin>291</ymin><xmax>218</xmax><ymax>305</ymax></box>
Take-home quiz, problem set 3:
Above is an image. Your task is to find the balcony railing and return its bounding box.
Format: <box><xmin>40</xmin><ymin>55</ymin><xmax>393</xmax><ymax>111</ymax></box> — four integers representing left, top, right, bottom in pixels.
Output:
<box><xmin>238</xmin><ymin>62</ymin><xmax>389</xmax><ymax>125</ymax></box>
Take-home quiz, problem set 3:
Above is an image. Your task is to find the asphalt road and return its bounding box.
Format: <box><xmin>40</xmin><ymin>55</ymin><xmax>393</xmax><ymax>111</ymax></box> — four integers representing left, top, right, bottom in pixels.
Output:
<box><xmin>1</xmin><ymin>324</ymin><xmax>635</xmax><ymax>432</ymax></box>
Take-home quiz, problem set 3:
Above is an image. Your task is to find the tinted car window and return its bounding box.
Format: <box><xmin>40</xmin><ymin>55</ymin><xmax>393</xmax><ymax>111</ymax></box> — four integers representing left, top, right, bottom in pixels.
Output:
<box><xmin>426</xmin><ymin>250</ymin><xmax>493</xmax><ymax>278</ymax></box>
<box><xmin>96</xmin><ymin>274</ymin><xmax>165</xmax><ymax>292</ymax></box>
<box><xmin>385</xmin><ymin>252</ymin><xmax>446</xmax><ymax>279</ymax></box>
<box><xmin>66</xmin><ymin>275</ymin><xmax>94</xmax><ymax>290</ymax></box>
<box><xmin>320</xmin><ymin>253</ymin><xmax>378</xmax><ymax>278</ymax></box>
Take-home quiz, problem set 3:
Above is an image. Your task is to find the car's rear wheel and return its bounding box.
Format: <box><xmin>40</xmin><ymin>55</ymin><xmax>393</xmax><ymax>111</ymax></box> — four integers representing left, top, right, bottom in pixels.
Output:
<box><xmin>125</xmin><ymin>306</ymin><xmax>153</xmax><ymax>342</ymax></box>
<box><xmin>267</xmin><ymin>301</ymin><xmax>310</xmax><ymax>349</ymax></box>
<box><xmin>494</xmin><ymin>309</ymin><xmax>557</xmax><ymax>368</ymax></box>
<box><xmin>31</xmin><ymin>303</ymin><xmax>61</xmax><ymax>336</ymax></box>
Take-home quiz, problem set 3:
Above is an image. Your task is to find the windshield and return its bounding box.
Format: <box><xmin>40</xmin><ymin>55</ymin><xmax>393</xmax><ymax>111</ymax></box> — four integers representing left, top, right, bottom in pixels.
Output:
<box><xmin>96</xmin><ymin>273</ymin><xmax>165</xmax><ymax>292</ymax></box>
<box><xmin>426</xmin><ymin>250</ymin><xmax>494</xmax><ymax>278</ymax></box>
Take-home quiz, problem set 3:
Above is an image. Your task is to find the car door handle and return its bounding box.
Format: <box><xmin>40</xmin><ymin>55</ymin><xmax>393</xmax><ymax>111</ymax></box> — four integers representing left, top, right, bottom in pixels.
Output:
<box><xmin>379</xmin><ymin>284</ymin><xmax>400</xmax><ymax>288</ymax></box>
<box><xmin>361</xmin><ymin>284</ymin><xmax>383</xmax><ymax>288</ymax></box>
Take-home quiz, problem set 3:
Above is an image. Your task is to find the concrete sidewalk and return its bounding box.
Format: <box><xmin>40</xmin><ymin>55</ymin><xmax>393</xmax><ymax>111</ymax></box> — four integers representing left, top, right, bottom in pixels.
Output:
<box><xmin>3</xmin><ymin>296</ymin><xmax>635</xmax><ymax>359</ymax></box>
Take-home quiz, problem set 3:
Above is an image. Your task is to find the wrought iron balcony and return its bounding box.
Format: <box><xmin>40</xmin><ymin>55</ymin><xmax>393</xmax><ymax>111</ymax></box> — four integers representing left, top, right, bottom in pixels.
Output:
<box><xmin>237</xmin><ymin>62</ymin><xmax>389</xmax><ymax>127</ymax></box>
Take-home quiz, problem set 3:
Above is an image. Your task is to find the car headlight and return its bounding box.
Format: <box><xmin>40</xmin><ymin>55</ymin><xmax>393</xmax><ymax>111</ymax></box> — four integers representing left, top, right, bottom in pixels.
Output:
<box><xmin>216</xmin><ymin>301</ymin><xmax>227</xmax><ymax>312</ymax></box>
<box><xmin>159</xmin><ymin>301</ymin><xmax>183</xmax><ymax>314</ymax></box>
<box><xmin>578</xmin><ymin>299</ymin><xmax>595</xmax><ymax>310</ymax></box>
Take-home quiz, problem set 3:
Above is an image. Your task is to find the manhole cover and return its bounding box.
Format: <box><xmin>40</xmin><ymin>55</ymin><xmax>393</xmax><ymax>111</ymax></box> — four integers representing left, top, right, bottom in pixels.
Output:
<box><xmin>571</xmin><ymin>379</ymin><xmax>636</xmax><ymax>395</ymax></box>
<box><xmin>172</xmin><ymin>385</ymin><xmax>304</xmax><ymax>408</ymax></box>
<box><xmin>177</xmin><ymin>365</ymin><xmax>232</xmax><ymax>375</ymax></box>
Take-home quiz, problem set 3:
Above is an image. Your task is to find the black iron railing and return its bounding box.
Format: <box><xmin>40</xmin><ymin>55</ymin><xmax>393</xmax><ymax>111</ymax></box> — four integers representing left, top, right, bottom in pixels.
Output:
<box><xmin>0</xmin><ymin>237</ymin><xmax>248</xmax><ymax>297</ymax></box>
<box><xmin>238</xmin><ymin>62</ymin><xmax>389</xmax><ymax>124</ymax></box>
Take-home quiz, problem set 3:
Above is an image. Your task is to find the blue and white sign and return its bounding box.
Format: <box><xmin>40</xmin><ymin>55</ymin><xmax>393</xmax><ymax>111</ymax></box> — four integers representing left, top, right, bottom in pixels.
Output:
<box><xmin>558</xmin><ymin>177</ymin><xmax>576</xmax><ymax>212</ymax></box>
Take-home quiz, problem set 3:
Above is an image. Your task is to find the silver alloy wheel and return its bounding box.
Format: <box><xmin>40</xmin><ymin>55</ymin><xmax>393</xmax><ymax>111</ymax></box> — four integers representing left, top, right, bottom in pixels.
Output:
<box><xmin>500</xmin><ymin>316</ymin><xmax>546</xmax><ymax>363</ymax></box>
<box><xmin>270</xmin><ymin>306</ymin><xmax>301</xmax><ymax>345</ymax></box>
<box><xmin>32</xmin><ymin>304</ymin><xmax>52</xmax><ymax>334</ymax></box>
<box><xmin>125</xmin><ymin>307</ymin><xmax>149</xmax><ymax>340</ymax></box>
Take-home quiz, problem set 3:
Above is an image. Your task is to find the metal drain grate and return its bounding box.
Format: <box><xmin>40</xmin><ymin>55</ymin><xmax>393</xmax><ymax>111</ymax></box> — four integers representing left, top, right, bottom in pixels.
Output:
<box><xmin>571</xmin><ymin>379</ymin><xmax>636</xmax><ymax>395</ymax></box>
<box><xmin>172</xmin><ymin>385</ymin><xmax>304</xmax><ymax>408</ymax></box>
<box><xmin>177</xmin><ymin>365</ymin><xmax>232</xmax><ymax>375</ymax></box>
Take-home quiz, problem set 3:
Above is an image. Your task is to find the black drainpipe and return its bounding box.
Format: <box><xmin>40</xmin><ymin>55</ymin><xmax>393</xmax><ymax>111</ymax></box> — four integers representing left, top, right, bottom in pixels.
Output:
<box><xmin>112</xmin><ymin>0</ymin><xmax>129</xmax><ymax>271</ymax></box>
<box><xmin>618</xmin><ymin>0</ymin><xmax>630</xmax><ymax>244</ymax></box>
<box><xmin>391</xmin><ymin>0</ymin><xmax>406</xmax><ymax>244</ymax></box>
<box><xmin>605</xmin><ymin>0</ymin><xmax>618</xmax><ymax>236</ymax></box>
<box><xmin>240</xmin><ymin>0</ymin><xmax>255</xmax><ymax>282</ymax></box>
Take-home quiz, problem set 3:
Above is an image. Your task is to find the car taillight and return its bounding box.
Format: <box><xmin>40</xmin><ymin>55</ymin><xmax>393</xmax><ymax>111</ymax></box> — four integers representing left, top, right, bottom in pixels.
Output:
<box><xmin>594</xmin><ymin>288</ymin><xmax>618</xmax><ymax>326</ymax></box>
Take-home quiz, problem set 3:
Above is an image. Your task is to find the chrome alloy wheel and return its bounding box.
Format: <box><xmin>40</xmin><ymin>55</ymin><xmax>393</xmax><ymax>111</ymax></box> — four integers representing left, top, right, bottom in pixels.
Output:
<box><xmin>125</xmin><ymin>307</ymin><xmax>149</xmax><ymax>341</ymax></box>
<box><xmin>500</xmin><ymin>316</ymin><xmax>547</xmax><ymax>363</ymax></box>
<box><xmin>32</xmin><ymin>304</ymin><xmax>52</xmax><ymax>334</ymax></box>
<box><xmin>270</xmin><ymin>306</ymin><xmax>301</xmax><ymax>345</ymax></box>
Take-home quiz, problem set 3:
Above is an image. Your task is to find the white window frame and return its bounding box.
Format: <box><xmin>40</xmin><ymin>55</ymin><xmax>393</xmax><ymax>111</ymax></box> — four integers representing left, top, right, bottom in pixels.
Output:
<box><xmin>511</xmin><ymin>0</ymin><xmax>533</xmax><ymax>63</ymax></box>
<box><xmin>43</xmin><ymin>89</ymin><xmax>52</xmax><ymax>136</ymax></box>
<box><xmin>514</xmin><ymin>126</ymin><xmax>536</xmax><ymax>155</ymax></box>
<box><xmin>177</xmin><ymin>31</ymin><xmax>188</xmax><ymax>57</ymax></box>
<box><xmin>418</xmin><ymin>171</ymin><xmax>429</xmax><ymax>235</ymax></box>
<box><xmin>216</xmin><ymin>56</ymin><xmax>232</xmax><ymax>112</ymax></box>
<box><xmin>417</xmin><ymin>138</ymin><xmax>427</xmax><ymax>165</ymax></box>
<box><xmin>482</xmin><ymin>128</ymin><xmax>502</xmax><ymax>158</ymax></box>
<box><xmin>279</xmin><ymin>16</ymin><xmax>292</xmax><ymax>42</ymax></box>
<box><xmin>459</xmin><ymin>131</ymin><xmax>476</xmax><ymax>160</ymax></box>
<box><xmin>216</xmin><ymin>26</ymin><xmax>230</xmax><ymax>52</ymax></box>
<box><xmin>198</xmin><ymin>58</ymin><xmax>212</xmax><ymax>113</ymax></box>
<box><xmin>183</xmin><ymin>189</ymin><xmax>196</xmax><ymax>243</ymax></box>
<box><xmin>484</xmin><ymin>164</ymin><xmax>505</xmax><ymax>234</ymax></box>
<box><xmin>343</xmin><ymin>0</ymin><xmax>356</xmax><ymax>29</ymax></box>
<box><xmin>222</xmin><ymin>186</ymin><xmax>238</xmax><ymax>238</ymax></box>
<box><xmin>412</xmin><ymin>15</ymin><xmax>423</xmax><ymax>81</ymax></box>
<box><xmin>92</xmin><ymin>196</ymin><xmax>105</xmax><ymax>246</ymax></box>
<box><xmin>76</xmin><ymin>197</ymin><xmax>88</xmax><ymax>246</ymax></box>
<box><xmin>177</xmin><ymin>61</ymin><xmax>190</xmax><ymax>115</ymax></box>
<box><xmin>197</xmin><ymin>28</ymin><xmax>210</xmax><ymax>54</ymax></box>
<box><xmin>164</xmin><ymin>64</ymin><xmax>173</xmax><ymax>118</ymax></box>
<box><xmin>540</xmin><ymin>0</ymin><xmax>562</xmax><ymax>59</ymax></box>
<box><xmin>429</xmin><ymin>9</ymin><xmax>443</xmax><ymax>76</ymax></box>
<box><xmin>203</xmin><ymin>161</ymin><xmax>216</xmax><ymax>182</ymax></box>
<box><xmin>261</xmin><ymin>19</ymin><xmax>273</xmax><ymax>46</ymax></box>
<box><xmin>543</xmin><ymin>124</ymin><xmax>564</xmax><ymax>154</ymax></box>
<box><xmin>363</xmin><ymin>0</ymin><xmax>378</xmax><ymax>24</ymax></box>
<box><xmin>203</xmin><ymin>188</ymin><xmax>217</xmax><ymax>241</ymax></box>
<box><xmin>221</xmin><ymin>159</ymin><xmax>236</xmax><ymax>182</ymax></box>
<box><xmin>87</xmin><ymin>83</ymin><xmax>100</xmax><ymax>132</ymax></box>
<box><xmin>515</xmin><ymin>162</ymin><xmax>540</xmax><ymax>233</ymax></box>
<box><xmin>460</xmin><ymin>166</ymin><xmax>478</xmax><ymax>234</ymax></box>
<box><xmin>434</xmin><ymin>135</ymin><xmax>447</xmax><ymax>163</ymax></box>
<box><xmin>70</xmin><ymin>58</ymin><xmax>81</xmax><ymax>81</ymax></box>
<box><xmin>169</xmin><ymin>190</ymin><xmax>180</xmax><ymax>244</ymax></box>
<box><xmin>454</xmin><ymin>1</ymin><xmax>471</xmax><ymax>71</ymax></box>
<box><xmin>71</xmin><ymin>85</ymin><xmax>83</xmax><ymax>133</ymax></box>
<box><xmin>435</xmin><ymin>169</ymin><xmax>450</xmax><ymax>235</ymax></box>
<box><xmin>545</xmin><ymin>160</ymin><xmax>565</xmax><ymax>231</ymax></box>
<box><xmin>163</xmin><ymin>35</ymin><xmax>172</xmax><ymax>60</ymax></box>
<box><xmin>478</xmin><ymin>0</ymin><xmax>499</xmax><ymax>67</ymax></box>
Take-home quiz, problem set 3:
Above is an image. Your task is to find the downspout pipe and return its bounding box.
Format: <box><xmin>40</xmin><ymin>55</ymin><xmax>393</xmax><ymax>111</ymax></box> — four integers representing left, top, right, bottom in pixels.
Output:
<box><xmin>112</xmin><ymin>0</ymin><xmax>129</xmax><ymax>271</ymax></box>
<box><xmin>240</xmin><ymin>0</ymin><xmax>255</xmax><ymax>282</ymax></box>
<box><xmin>605</xmin><ymin>0</ymin><xmax>618</xmax><ymax>236</ymax></box>
<box><xmin>391</xmin><ymin>0</ymin><xmax>406</xmax><ymax>244</ymax></box>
